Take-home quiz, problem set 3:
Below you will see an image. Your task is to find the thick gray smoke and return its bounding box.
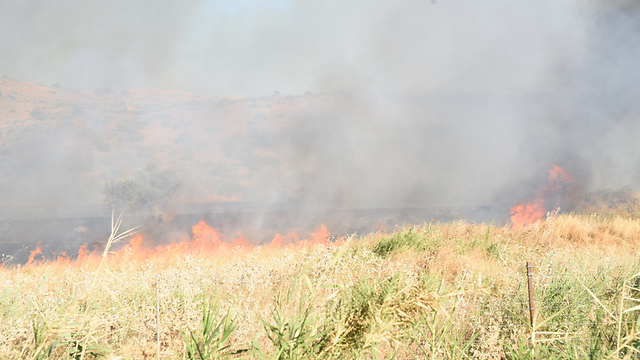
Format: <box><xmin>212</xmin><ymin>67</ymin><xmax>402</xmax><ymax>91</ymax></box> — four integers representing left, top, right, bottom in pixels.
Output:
<box><xmin>1</xmin><ymin>0</ymin><xmax>639</xmax><ymax>236</ymax></box>
<box><xmin>0</xmin><ymin>0</ymin><xmax>596</xmax><ymax>96</ymax></box>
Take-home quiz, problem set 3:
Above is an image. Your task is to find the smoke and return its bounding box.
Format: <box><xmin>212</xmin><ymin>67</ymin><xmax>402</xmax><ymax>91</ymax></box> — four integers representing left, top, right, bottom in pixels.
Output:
<box><xmin>0</xmin><ymin>0</ymin><xmax>595</xmax><ymax>95</ymax></box>
<box><xmin>0</xmin><ymin>0</ymin><xmax>640</xmax><ymax>231</ymax></box>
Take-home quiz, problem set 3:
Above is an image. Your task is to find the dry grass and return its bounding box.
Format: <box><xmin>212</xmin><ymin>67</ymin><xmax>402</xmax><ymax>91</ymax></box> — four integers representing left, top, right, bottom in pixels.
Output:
<box><xmin>2</xmin><ymin>213</ymin><xmax>640</xmax><ymax>359</ymax></box>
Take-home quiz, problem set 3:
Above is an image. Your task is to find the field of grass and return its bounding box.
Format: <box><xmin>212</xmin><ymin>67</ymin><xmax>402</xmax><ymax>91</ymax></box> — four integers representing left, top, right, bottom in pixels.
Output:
<box><xmin>3</xmin><ymin>212</ymin><xmax>640</xmax><ymax>359</ymax></box>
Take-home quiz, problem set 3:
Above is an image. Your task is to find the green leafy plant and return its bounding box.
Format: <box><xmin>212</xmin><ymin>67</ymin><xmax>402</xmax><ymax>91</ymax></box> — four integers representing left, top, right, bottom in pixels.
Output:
<box><xmin>29</xmin><ymin>314</ymin><xmax>61</xmax><ymax>360</ymax></box>
<box><xmin>181</xmin><ymin>302</ymin><xmax>238</xmax><ymax>360</ymax></box>
<box><xmin>255</xmin><ymin>272</ymin><xmax>327</xmax><ymax>360</ymax></box>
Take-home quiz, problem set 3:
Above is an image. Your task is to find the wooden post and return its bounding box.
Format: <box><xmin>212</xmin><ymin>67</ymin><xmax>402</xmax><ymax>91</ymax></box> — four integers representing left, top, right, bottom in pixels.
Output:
<box><xmin>156</xmin><ymin>274</ymin><xmax>161</xmax><ymax>360</ymax></box>
<box><xmin>526</xmin><ymin>262</ymin><xmax>536</xmax><ymax>347</ymax></box>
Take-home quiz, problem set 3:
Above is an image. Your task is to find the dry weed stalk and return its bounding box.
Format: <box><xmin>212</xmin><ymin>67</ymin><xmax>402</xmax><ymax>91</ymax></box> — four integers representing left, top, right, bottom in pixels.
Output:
<box><xmin>578</xmin><ymin>269</ymin><xmax>640</xmax><ymax>359</ymax></box>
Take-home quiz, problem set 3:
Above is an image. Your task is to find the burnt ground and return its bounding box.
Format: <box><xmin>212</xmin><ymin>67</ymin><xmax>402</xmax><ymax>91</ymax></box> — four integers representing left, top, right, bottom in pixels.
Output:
<box><xmin>0</xmin><ymin>205</ymin><xmax>508</xmax><ymax>265</ymax></box>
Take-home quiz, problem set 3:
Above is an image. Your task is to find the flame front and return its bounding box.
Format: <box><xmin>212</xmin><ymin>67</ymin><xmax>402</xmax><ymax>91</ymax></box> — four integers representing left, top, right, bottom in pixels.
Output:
<box><xmin>510</xmin><ymin>164</ymin><xmax>574</xmax><ymax>229</ymax></box>
<box><xmin>16</xmin><ymin>220</ymin><xmax>336</xmax><ymax>268</ymax></box>
<box><xmin>27</xmin><ymin>246</ymin><xmax>43</xmax><ymax>265</ymax></box>
<box><xmin>510</xmin><ymin>200</ymin><xmax>545</xmax><ymax>229</ymax></box>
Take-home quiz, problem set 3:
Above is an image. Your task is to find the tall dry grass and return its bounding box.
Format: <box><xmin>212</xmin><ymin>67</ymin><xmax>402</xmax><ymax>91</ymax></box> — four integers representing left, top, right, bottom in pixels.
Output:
<box><xmin>2</xmin><ymin>213</ymin><xmax>640</xmax><ymax>358</ymax></box>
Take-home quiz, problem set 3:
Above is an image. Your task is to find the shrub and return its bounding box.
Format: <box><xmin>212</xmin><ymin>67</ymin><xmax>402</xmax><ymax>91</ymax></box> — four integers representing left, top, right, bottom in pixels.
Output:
<box><xmin>94</xmin><ymin>87</ymin><xmax>113</xmax><ymax>95</ymax></box>
<box><xmin>103</xmin><ymin>163</ymin><xmax>181</xmax><ymax>216</ymax></box>
<box><xmin>31</xmin><ymin>109</ymin><xmax>47</xmax><ymax>120</ymax></box>
<box><xmin>575</xmin><ymin>188</ymin><xmax>640</xmax><ymax>218</ymax></box>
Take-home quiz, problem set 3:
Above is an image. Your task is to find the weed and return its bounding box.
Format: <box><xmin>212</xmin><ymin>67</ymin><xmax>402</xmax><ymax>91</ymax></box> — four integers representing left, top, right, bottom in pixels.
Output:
<box><xmin>255</xmin><ymin>272</ymin><xmax>326</xmax><ymax>360</ymax></box>
<box><xmin>181</xmin><ymin>301</ymin><xmax>239</xmax><ymax>360</ymax></box>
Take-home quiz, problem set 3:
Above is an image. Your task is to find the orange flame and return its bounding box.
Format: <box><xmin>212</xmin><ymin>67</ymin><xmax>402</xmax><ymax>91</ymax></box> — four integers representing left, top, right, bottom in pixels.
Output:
<box><xmin>510</xmin><ymin>199</ymin><xmax>545</xmax><ymax>229</ymax></box>
<box><xmin>191</xmin><ymin>220</ymin><xmax>222</xmax><ymax>251</ymax></box>
<box><xmin>269</xmin><ymin>231</ymin><xmax>300</xmax><ymax>248</ymax></box>
<box><xmin>77</xmin><ymin>244</ymin><xmax>90</xmax><ymax>263</ymax></box>
<box><xmin>309</xmin><ymin>224</ymin><xmax>330</xmax><ymax>246</ymax></box>
<box><xmin>510</xmin><ymin>164</ymin><xmax>574</xmax><ymax>229</ymax></box>
<box><xmin>118</xmin><ymin>234</ymin><xmax>147</xmax><ymax>258</ymax></box>
<box><xmin>27</xmin><ymin>246</ymin><xmax>44</xmax><ymax>265</ymax></box>
<box><xmin>20</xmin><ymin>220</ymin><xmax>336</xmax><ymax>268</ymax></box>
<box><xmin>548</xmin><ymin>164</ymin><xmax>574</xmax><ymax>183</ymax></box>
<box><xmin>55</xmin><ymin>251</ymin><xmax>70</xmax><ymax>265</ymax></box>
<box><xmin>269</xmin><ymin>224</ymin><xmax>334</xmax><ymax>250</ymax></box>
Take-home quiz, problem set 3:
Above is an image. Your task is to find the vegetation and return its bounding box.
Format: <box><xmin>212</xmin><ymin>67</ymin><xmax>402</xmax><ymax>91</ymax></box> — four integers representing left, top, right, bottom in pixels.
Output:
<box><xmin>103</xmin><ymin>163</ymin><xmax>182</xmax><ymax>217</ymax></box>
<box><xmin>575</xmin><ymin>187</ymin><xmax>640</xmax><ymax>218</ymax></box>
<box><xmin>3</xmin><ymin>212</ymin><xmax>640</xmax><ymax>358</ymax></box>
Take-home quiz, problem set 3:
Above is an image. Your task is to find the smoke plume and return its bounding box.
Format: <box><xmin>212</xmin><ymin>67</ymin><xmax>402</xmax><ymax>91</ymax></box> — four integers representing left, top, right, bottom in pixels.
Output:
<box><xmin>1</xmin><ymin>0</ymin><xmax>639</xmax><ymax>251</ymax></box>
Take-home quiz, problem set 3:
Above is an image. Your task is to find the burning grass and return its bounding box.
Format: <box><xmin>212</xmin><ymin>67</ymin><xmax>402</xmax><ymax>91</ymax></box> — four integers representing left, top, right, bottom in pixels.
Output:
<box><xmin>2</xmin><ymin>213</ymin><xmax>640</xmax><ymax>359</ymax></box>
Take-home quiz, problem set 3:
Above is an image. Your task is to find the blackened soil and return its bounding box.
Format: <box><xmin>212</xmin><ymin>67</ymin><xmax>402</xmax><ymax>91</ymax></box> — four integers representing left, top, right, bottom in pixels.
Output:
<box><xmin>0</xmin><ymin>205</ymin><xmax>507</xmax><ymax>265</ymax></box>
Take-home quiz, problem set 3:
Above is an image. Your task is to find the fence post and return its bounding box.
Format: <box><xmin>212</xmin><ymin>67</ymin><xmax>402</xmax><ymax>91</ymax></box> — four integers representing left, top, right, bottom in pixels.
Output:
<box><xmin>156</xmin><ymin>274</ymin><xmax>161</xmax><ymax>360</ymax></box>
<box><xmin>526</xmin><ymin>262</ymin><xmax>536</xmax><ymax>347</ymax></box>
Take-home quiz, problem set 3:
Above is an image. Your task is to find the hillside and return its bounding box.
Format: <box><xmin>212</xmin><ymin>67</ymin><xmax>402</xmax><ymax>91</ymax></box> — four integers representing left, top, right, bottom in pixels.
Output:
<box><xmin>0</xmin><ymin>77</ymin><xmax>323</xmax><ymax>207</ymax></box>
<box><xmin>0</xmin><ymin>77</ymin><xmax>562</xmax><ymax>215</ymax></box>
